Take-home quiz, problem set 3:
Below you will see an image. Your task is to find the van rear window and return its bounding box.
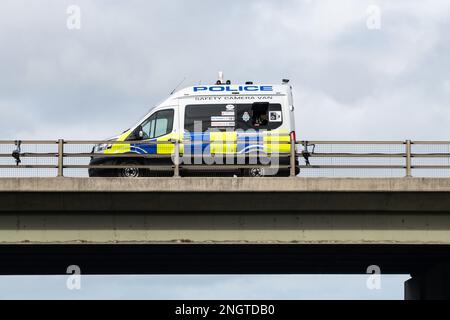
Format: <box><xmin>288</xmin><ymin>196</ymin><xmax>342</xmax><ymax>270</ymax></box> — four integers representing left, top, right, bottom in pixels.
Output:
<box><xmin>184</xmin><ymin>103</ymin><xmax>283</xmax><ymax>132</ymax></box>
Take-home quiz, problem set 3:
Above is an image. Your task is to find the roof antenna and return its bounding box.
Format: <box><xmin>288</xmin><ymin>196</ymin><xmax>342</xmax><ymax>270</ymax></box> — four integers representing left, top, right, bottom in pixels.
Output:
<box><xmin>170</xmin><ymin>77</ymin><xmax>187</xmax><ymax>95</ymax></box>
<box><xmin>216</xmin><ymin>71</ymin><xmax>224</xmax><ymax>85</ymax></box>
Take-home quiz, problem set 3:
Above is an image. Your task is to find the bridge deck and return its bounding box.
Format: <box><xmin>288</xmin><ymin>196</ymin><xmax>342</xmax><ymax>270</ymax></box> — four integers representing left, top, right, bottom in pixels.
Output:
<box><xmin>0</xmin><ymin>177</ymin><xmax>449</xmax><ymax>246</ymax></box>
<box><xmin>0</xmin><ymin>178</ymin><xmax>450</xmax><ymax>276</ymax></box>
<box><xmin>1</xmin><ymin>177</ymin><xmax>450</xmax><ymax>192</ymax></box>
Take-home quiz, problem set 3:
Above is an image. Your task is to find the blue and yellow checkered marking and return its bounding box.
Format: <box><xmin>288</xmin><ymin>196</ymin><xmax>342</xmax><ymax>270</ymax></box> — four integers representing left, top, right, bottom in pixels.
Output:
<box><xmin>103</xmin><ymin>130</ymin><xmax>290</xmax><ymax>156</ymax></box>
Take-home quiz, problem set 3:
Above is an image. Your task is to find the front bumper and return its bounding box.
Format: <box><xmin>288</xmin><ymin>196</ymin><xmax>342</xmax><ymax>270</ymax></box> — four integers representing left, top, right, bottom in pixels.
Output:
<box><xmin>88</xmin><ymin>156</ymin><xmax>117</xmax><ymax>177</ymax></box>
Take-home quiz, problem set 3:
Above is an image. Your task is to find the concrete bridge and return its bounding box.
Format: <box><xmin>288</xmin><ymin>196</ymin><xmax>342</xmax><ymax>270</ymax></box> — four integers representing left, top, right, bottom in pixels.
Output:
<box><xmin>1</xmin><ymin>177</ymin><xmax>450</xmax><ymax>300</ymax></box>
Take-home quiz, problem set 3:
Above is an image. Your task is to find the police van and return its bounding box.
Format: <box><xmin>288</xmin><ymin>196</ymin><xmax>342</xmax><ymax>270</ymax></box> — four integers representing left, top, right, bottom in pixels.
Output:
<box><xmin>89</xmin><ymin>77</ymin><xmax>299</xmax><ymax>177</ymax></box>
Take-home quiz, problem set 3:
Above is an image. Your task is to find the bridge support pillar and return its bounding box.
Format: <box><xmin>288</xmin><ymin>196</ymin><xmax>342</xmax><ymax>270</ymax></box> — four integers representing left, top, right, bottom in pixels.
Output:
<box><xmin>405</xmin><ymin>263</ymin><xmax>450</xmax><ymax>300</ymax></box>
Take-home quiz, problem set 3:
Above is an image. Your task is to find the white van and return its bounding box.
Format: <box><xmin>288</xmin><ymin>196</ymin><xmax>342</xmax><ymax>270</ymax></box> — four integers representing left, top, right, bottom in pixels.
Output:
<box><xmin>89</xmin><ymin>79</ymin><xmax>298</xmax><ymax>177</ymax></box>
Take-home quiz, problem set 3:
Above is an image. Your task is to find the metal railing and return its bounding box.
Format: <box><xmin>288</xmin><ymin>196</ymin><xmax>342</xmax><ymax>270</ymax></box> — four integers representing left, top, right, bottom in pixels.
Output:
<box><xmin>1</xmin><ymin>139</ymin><xmax>450</xmax><ymax>178</ymax></box>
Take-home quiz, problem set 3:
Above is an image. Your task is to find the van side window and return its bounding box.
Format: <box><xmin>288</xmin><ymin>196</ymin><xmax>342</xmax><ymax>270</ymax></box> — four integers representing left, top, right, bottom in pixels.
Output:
<box><xmin>184</xmin><ymin>104</ymin><xmax>283</xmax><ymax>132</ymax></box>
<box><xmin>140</xmin><ymin>109</ymin><xmax>174</xmax><ymax>139</ymax></box>
<box><xmin>251</xmin><ymin>103</ymin><xmax>269</xmax><ymax>128</ymax></box>
<box><xmin>185</xmin><ymin>105</ymin><xmax>228</xmax><ymax>132</ymax></box>
<box><xmin>236</xmin><ymin>103</ymin><xmax>283</xmax><ymax>130</ymax></box>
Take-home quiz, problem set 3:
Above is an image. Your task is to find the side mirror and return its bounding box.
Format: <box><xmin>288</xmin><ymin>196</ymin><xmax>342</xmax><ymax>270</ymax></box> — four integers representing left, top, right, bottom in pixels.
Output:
<box><xmin>129</xmin><ymin>126</ymin><xmax>143</xmax><ymax>141</ymax></box>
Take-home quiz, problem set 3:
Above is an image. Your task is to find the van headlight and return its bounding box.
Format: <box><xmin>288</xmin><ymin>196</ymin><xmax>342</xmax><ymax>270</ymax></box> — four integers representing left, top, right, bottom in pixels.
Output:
<box><xmin>94</xmin><ymin>143</ymin><xmax>112</xmax><ymax>153</ymax></box>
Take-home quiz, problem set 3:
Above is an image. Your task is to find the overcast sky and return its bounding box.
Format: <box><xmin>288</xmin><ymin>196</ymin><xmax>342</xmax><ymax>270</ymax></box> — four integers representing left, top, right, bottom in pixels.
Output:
<box><xmin>0</xmin><ymin>275</ymin><xmax>409</xmax><ymax>300</ymax></box>
<box><xmin>0</xmin><ymin>0</ymin><xmax>448</xmax><ymax>299</ymax></box>
<box><xmin>0</xmin><ymin>0</ymin><xmax>449</xmax><ymax>140</ymax></box>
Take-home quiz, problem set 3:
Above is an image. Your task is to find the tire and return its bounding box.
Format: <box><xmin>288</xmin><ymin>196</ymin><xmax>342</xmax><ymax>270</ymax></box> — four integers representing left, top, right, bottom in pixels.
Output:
<box><xmin>117</xmin><ymin>160</ymin><xmax>143</xmax><ymax>178</ymax></box>
<box><xmin>248</xmin><ymin>167</ymin><xmax>265</xmax><ymax>177</ymax></box>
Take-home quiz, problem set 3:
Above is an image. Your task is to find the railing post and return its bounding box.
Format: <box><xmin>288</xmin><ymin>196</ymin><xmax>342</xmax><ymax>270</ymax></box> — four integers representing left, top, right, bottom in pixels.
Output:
<box><xmin>57</xmin><ymin>139</ymin><xmax>64</xmax><ymax>177</ymax></box>
<box><xmin>405</xmin><ymin>140</ymin><xmax>412</xmax><ymax>177</ymax></box>
<box><xmin>173</xmin><ymin>139</ymin><xmax>180</xmax><ymax>177</ymax></box>
<box><xmin>290</xmin><ymin>138</ymin><xmax>296</xmax><ymax>177</ymax></box>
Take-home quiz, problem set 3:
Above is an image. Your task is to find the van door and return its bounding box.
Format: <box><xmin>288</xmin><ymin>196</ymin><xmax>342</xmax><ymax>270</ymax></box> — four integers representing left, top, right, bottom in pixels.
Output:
<box><xmin>136</xmin><ymin>107</ymin><xmax>176</xmax><ymax>155</ymax></box>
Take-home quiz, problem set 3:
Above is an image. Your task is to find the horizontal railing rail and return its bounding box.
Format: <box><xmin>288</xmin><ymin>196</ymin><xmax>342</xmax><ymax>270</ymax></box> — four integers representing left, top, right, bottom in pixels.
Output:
<box><xmin>1</xmin><ymin>139</ymin><xmax>450</xmax><ymax>177</ymax></box>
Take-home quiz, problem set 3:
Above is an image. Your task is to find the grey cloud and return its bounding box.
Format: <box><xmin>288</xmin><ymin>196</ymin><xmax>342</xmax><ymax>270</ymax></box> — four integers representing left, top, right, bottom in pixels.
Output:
<box><xmin>0</xmin><ymin>0</ymin><xmax>449</xmax><ymax>141</ymax></box>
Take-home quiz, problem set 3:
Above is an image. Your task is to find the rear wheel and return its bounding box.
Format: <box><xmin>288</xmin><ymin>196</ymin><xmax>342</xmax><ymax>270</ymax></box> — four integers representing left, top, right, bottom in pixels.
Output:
<box><xmin>244</xmin><ymin>151</ymin><xmax>268</xmax><ymax>178</ymax></box>
<box><xmin>248</xmin><ymin>167</ymin><xmax>265</xmax><ymax>177</ymax></box>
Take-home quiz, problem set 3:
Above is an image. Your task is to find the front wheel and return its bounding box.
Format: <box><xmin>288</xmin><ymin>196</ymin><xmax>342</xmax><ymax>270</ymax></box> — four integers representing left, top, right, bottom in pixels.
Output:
<box><xmin>118</xmin><ymin>161</ymin><xmax>143</xmax><ymax>178</ymax></box>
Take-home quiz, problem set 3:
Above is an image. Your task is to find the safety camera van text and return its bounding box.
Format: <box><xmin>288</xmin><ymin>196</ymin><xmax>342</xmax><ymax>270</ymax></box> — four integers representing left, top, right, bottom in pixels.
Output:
<box><xmin>89</xmin><ymin>77</ymin><xmax>299</xmax><ymax>177</ymax></box>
